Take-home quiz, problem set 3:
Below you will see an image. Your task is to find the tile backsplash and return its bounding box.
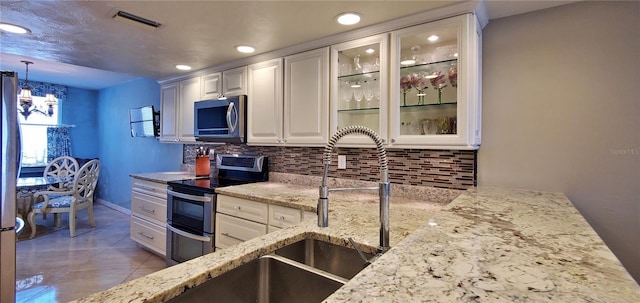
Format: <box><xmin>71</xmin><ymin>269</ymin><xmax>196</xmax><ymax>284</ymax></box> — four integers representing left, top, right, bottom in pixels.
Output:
<box><xmin>184</xmin><ymin>144</ymin><xmax>476</xmax><ymax>190</ymax></box>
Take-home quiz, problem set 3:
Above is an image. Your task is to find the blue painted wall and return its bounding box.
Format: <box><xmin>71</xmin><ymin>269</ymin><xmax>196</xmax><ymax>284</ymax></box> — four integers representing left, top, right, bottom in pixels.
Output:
<box><xmin>96</xmin><ymin>78</ymin><xmax>182</xmax><ymax>209</ymax></box>
<box><xmin>61</xmin><ymin>87</ymin><xmax>99</xmax><ymax>159</ymax></box>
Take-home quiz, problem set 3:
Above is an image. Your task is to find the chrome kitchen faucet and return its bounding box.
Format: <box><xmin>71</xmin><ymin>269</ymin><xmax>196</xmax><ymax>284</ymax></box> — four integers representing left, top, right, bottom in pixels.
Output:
<box><xmin>317</xmin><ymin>125</ymin><xmax>391</xmax><ymax>254</ymax></box>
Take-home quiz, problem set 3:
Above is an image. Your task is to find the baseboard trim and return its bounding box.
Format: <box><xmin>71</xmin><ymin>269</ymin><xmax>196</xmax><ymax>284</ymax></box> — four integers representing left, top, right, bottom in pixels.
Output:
<box><xmin>96</xmin><ymin>198</ymin><xmax>131</xmax><ymax>216</ymax></box>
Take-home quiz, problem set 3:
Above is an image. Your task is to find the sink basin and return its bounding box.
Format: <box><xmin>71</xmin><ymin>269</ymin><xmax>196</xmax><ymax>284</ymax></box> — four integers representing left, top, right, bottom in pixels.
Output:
<box><xmin>166</xmin><ymin>255</ymin><xmax>346</xmax><ymax>303</ymax></box>
<box><xmin>275</xmin><ymin>238</ymin><xmax>375</xmax><ymax>279</ymax></box>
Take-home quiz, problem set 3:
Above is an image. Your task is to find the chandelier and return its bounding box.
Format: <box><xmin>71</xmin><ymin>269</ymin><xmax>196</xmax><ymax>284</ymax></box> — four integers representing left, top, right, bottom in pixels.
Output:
<box><xmin>18</xmin><ymin>60</ymin><xmax>58</xmax><ymax>119</ymax></box>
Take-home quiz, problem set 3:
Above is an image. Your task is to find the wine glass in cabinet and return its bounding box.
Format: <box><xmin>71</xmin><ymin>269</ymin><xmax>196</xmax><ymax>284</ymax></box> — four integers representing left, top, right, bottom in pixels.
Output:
<box><xmin>389</xmin><ymin>14</ymin><xmax>481</xmax><ymax>149</ymax></box>
<box><xmin>330</xmin><ymin>33</ymin><xmax>388</xmax><ymax>146</ymax></box>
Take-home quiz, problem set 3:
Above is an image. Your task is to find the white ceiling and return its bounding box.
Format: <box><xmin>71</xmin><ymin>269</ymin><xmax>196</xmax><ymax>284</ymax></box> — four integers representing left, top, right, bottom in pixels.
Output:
<box><xmin>0</xmin><ymin>0</ymin><xmax>577</xmax><ymax>90</ymax></box>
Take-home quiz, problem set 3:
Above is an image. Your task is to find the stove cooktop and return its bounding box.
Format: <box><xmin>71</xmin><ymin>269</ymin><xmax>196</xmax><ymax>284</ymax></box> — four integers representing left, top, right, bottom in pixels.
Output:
<box><xmin>168</xmin><ymin>154</ymin><xmax>268</xmax><ymax>194</ymax></box>
<box><xmin>167</xmin><ymin>177</ymin><xmax>260</xmax><ymax>193</ymax></box>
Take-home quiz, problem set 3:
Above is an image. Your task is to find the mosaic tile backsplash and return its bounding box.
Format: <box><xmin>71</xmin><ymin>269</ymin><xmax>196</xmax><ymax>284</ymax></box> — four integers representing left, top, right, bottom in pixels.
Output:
<box><xmin>184</xmin><ymin>144</ymin><xmax>476</xmax><ymax>190</ymax></box>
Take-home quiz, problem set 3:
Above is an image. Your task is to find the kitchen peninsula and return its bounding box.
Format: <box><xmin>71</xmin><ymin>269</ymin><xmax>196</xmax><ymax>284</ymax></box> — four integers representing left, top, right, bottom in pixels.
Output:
<box><xmin>74</xmin><ymin>174</ymin><xmax>640</xmax><ymax>302</ymax></box>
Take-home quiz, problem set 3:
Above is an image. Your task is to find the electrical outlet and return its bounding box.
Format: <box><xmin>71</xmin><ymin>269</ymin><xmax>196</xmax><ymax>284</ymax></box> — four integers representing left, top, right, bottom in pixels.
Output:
<box><xmin>338</xmin><ymin>155</ymin><xmax>347</xmax><ymax>169</ymax></box>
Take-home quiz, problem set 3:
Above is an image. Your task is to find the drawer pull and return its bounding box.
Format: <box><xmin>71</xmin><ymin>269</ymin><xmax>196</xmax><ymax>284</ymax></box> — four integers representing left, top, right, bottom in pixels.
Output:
<box><xmin>139</xmin><ymin>206</ymin><xmax>156</xmax><ymax>213</ymax></box>
<box><xmin>137</xmin><ymin>185</ymin><xmax>156</xmax><ymax>192</ymax></box>
<box><xmin>277</xmin><ymin>215</ymin><xmax>286</xmax><ymax>221</ymax></box>
<box><xmin>221</xmin><ymin>232</ymin><xmax>245</xmax><ymax>242</ymax></box>
<box><xmin>234</xmin><ymin>206</ymin><xmax>242</xmax><ymax>211</ymax></box>
<box><xmin>138</xmin><ymin>232</ymin><xmax>154</xmax><ymax>240</ymax></box>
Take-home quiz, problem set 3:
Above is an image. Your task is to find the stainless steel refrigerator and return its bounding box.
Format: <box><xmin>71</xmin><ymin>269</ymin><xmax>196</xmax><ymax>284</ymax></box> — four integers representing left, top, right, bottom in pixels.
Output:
<box><xmin>1</xmin><ymin>71</ymin><xmax>22</xmax><ymax>303</ymax></box>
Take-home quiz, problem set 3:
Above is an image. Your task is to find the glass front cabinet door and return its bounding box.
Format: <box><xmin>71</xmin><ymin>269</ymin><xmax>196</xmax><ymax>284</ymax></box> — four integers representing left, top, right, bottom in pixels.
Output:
<box><xmin>389</xmin><ymin>14</ymin><xmax>481</xmax><ymax>149</ymax></box>
<box><xmin>330</xmin><ymin>34</ymin><xmax>388</xmax><ymax>146</ymax></box>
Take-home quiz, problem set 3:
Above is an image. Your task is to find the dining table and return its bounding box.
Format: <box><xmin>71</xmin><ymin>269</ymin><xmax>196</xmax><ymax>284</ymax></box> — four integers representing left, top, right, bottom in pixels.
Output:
<box><xmin>16</xmin><ymin>176</ymin><xmax>69</xmax><ymax>219</ymax></box>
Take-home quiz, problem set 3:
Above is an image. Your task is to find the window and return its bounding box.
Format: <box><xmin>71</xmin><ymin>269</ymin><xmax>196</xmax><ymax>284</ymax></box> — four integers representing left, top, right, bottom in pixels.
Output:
<box><xmin>19</xmin><ymin>96</ymin><xmax>60</xmax><ymax>167</ymax></box>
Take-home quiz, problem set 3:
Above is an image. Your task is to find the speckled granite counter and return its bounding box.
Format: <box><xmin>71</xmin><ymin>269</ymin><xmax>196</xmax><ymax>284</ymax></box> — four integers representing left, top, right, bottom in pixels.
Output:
<box><xmin>73</xmin><ymin>179</ymin><xmax>640</xmax><ymax>302</ymax></box>
<box><xmin>129</xmin><ymin>171</ymin><xmax>197</xmax><ymax>183</ymax></box>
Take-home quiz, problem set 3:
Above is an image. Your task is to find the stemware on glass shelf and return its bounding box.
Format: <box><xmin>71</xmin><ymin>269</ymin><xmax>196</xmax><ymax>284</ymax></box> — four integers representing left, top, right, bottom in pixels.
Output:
<box><xmin>448</xmin><ymin>66</ymin><xmax>458</xmax><ymax>87</ymax></box>
<box><xmin>341</xmin><ymin>81</ymin><xmax>353</xmax><ymax>109</ymax></box>
<box><xmin>353</xmin><ymin>54</ymin><xmax>362</xmax><ymax>73</ymax></box>
<box><xmin>429</xmin><ymin>71</ymin><xmax>447</xmax><ymax>104</ymax></box>
<box><xmin>400</xmin><ymin>74</ymin><xmax>412</xmax><ymax>106</ymax></box>
<box><xmin>410</xmin><ymin>73</ymin><xmax>428</xmax><ymax>105</ymax></box>
<box><xmin>352</xmin><ymin>82</ymin><xmax>364</xmax><ymax>107</ymax></box>
<box><xmin>363</xmin><ymin>80</ymin><xmax>376</xmax><ymax>107</ymax></box>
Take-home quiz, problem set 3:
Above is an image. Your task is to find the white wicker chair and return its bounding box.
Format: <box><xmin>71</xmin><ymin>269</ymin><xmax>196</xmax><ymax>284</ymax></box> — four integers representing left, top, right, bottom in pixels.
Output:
<box><xmin>27</xmin><ymin>159</ymin><xmax>101</xmax><ymax>238</ymax></box>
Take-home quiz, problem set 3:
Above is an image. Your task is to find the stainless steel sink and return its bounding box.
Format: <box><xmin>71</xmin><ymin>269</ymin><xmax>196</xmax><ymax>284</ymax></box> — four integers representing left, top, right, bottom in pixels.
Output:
<box><xmin>166</xmin><ymin>254</ymin><xmax>347</xmax><ymax>303</ymax></box>
<box><xmin>274</xmin><ymin>238</ymin><xmax>375</xmax><ymax>279</ymax></box>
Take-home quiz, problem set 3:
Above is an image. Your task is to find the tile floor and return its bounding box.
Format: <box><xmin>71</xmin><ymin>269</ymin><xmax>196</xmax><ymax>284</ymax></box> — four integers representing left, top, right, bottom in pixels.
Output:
<box><xmin>15</xmin><ymin>203</ymin><xmax>166</xmax><ymax>303</ymax></box>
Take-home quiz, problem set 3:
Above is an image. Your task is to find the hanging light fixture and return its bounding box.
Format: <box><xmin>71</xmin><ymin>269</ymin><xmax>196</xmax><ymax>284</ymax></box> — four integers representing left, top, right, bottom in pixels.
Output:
<box><xmin>18</xmin><ymin>60</ymin><xmax>34</xmax><ymax>111</ymax></box>
<box><xmin>44</xmin><ymin>93</ymin><xmax>58</xmax><ymax>116</ymax></box>
<box><xmin>17</xmin><ymin>60</ymin><xmax>57</xmax><ymax>119</ymax></box>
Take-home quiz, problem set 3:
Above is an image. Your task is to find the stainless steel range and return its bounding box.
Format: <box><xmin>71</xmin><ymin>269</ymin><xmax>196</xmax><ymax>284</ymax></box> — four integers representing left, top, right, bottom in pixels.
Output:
<box><xmin>165</xmin><ymin>154</ymin><xmax>268</xmax><ymax>266</ymax></box>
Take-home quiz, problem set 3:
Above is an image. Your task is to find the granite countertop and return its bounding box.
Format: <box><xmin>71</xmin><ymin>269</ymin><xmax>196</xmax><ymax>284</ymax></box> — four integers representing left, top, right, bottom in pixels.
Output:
<box><xmin>75</xmin><ymin>176</ymin><xmax>640</xmax><ymax>302</ymax></box>
<box><xmin>129</xmin><ymin>171</ymin><xmax>197</xmax><ymax>183</ymax></box>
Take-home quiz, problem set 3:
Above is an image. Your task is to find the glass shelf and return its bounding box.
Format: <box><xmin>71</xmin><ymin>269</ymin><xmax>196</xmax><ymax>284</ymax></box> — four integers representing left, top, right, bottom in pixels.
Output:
<box><xmin>400</xmin><ymin>59</ymin><xmax>457</xmax><ymax>74</ymax></box>
<box><xmin>400</xmin><ymin>101</ymin><xmax>456</xmax><ymax>109</ymax></box>
<box><xmin>337</xmin><ymin>106</ymin><xmax>380</xmax><ymax>113</ymax></box>
<box><xmin>338</xmin><ymin>70</ymin><xmax>380</xmax><ymax>82</ymax></box>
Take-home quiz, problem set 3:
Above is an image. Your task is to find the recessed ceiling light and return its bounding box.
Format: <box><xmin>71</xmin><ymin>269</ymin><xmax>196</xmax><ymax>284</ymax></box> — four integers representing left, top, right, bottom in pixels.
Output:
<box><xmin>0</xmin><ymin>22</ymin><xmax>31</xmax><ymax>34</ymax></box>
<box><xmin>336</xmin><ymin>13</ymin><xmax>361</xmax><ymax>25</ymax></box>
<box><xmin>427</xmin><ymin>35</ymin><xmax>439</xmax><ymax>42</ymax></box>
<box><xmin>365</xmin><ymin>48</ymin><xmax>375</xmax><ymax>54</ymax></box>
<box><xmin>236</xmin><ymin>45</ymin><xmax>255</xmax><ymax>54</ymax></box>
<box><xmin>175</xmin><ymin>65</ymin><xmax>192</xmax><ymax>71</ymax></box>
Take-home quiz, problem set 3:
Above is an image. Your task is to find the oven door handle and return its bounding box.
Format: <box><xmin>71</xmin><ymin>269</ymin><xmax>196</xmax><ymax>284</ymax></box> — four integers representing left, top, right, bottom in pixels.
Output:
<box><xmin>167</xmin><ymin>189</ymin><xmax>212</xmax><ymax>202</ymax></box>
<box><xmin>166</xmin><ymin>223</ymin><xmax>212</xmax><ymax>242</ymax></box>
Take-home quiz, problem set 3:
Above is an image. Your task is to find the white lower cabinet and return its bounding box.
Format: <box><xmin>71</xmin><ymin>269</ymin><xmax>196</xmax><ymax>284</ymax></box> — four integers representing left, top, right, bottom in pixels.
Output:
<box><xmin>269</xmin><ymin>204</ymin><xmax>304</xmax><ymax>228</ymax></box>
<box><xmin>215</xmin><ymin>194</ymin><xmax>306</xmax><ymax>249</ymax></box>
<box><xmin>216</xmin><ymin>213</ymin><xmax>267</xmax><ymax>249</ymax></box>
<box><xmin>130</xmin><ymin>178</ymin><xmax>167</xmax><ymax>257</ymax></box>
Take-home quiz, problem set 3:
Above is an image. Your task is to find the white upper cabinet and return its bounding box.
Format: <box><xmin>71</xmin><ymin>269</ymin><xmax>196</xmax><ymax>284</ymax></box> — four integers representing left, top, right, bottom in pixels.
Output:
<box><xmin>330</xmin><ymin>34</ymin><xmax>389</xmax><ymax>147</ymax></box>
<box><xmin>201</xmin><ymin>72</ymin><xmax>222</xmax><ymax>99</ymax></box>
<box><xmin>247</xmin><ymin>58</ymin><xmax>284</xmax><ymax>144</ymax></box>
<box><xmin>223</xmin><ymin>66</ymin><xmax>248</xmax><ymax>96</ymax></box>
<box><xmin>159</xmin><ymin>82</ymin><xmax>178</xmax><ymax>142</ymax></box>
<box><xmin>247</xmin><ymin>47</ymin><xmax>329</xmax><ymax>146</ymax></box>
<box><xmin>178</xmin><ymin>76</ymin><xmax>202</xmax><ymax>142</ymax></box>
<box><xmin>389</xmin><ymin>14</ymin><xmax>481</xmax><ymax>149</ymax></box>
<box><xmin>160</xmin><ymin>67</ymin><xmax>249</xmax><ymax>143</ymax></box>
<box><xmin>160</xmin><ymin>78</ymin><xmax>201</xmax><ymax>143</ymax></box>
<box><xmin>159</xmin><ymin>3</ymin><xmax>485</xmax><ymax>149</ymax></box>
<box><xmin>284</xmin><ymin>47</ymin><xmax>329</xmax><ymax>145</ymax></box>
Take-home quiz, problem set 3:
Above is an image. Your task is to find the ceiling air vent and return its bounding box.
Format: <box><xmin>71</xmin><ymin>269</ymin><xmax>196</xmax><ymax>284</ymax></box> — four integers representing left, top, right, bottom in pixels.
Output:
<box><xmin>113</xmin><ymin>10</ymin><xmax>161</xmax><ymax>31</ymax></box>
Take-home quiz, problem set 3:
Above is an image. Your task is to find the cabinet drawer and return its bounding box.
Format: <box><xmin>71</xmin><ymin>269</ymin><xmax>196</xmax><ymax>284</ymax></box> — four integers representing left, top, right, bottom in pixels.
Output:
<box><xmin>217</xmin><ymin>195</ymin><xmax>268</xmax><ymax>224</ymax></box>
<box><xmin>132</xmin><ymin>179</ymin><xmax>167</xmax><ymax>199</ymax></box>
<box><xmin>130</xmin><ymin>217</ymin><xmax>166</xmax><ymax>256</ymax></box>
<box><xmin>268</xmin><ymin>205</ymin><xmax>302</xmax><ymax>228</ymax></box>
<box><xmin>131</xmin><ymin>191</ymin><xmax>166</xmax><ymax>224</ymax></box>
<box><xmin>215</xmin><ymin>213</ymin><xmax>267</xmax><ymax>249</ymax></box>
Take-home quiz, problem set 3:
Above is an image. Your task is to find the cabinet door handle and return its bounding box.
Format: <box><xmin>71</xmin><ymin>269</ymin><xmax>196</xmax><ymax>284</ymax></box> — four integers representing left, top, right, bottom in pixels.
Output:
<box><xmin>137</xmin><ymin>185</ymin><xmax>156</xmax><ymax>192</ymax></box>
<box><xmin>139</xmin><ymin>206</ymin><xmax>156</xmax><ymax>213</ymax></box>
<box><xmin>138</xmin><ymin>232</ymin><xmax>154</xmax><ymax>240</ymax></box>
<box><xmin>390</xmin><ymin>138</ymin><xmax>395</xmax><ymax>143</ymax></box>
<box><xmin>221</xmin><ymin>232</ymin><xmax>245</xmax><ymax>242</ymax></box>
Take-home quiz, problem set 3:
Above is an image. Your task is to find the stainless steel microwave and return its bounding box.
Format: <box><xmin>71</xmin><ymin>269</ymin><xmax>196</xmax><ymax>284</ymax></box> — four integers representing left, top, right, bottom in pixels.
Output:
<box><xmin>194</xmin><ymin>95</ymin><xmax>246</xmax><ymax>143</ymax></box>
